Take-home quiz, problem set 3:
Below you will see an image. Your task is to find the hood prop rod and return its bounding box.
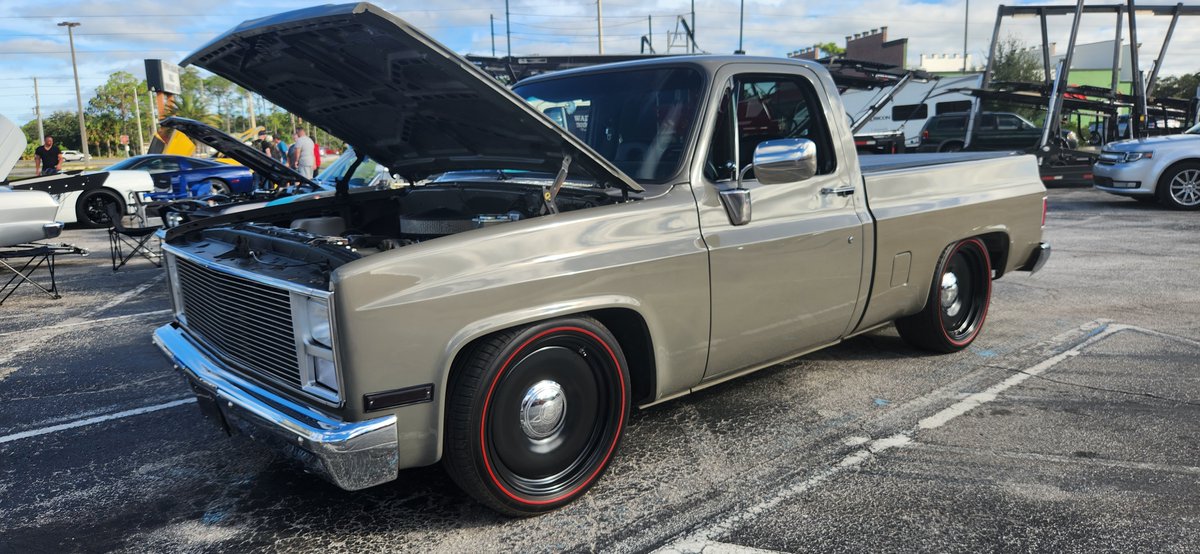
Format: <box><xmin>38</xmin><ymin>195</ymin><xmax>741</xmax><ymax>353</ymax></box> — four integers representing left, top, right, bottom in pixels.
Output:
<box><xmin>336</xmin><ymin>150</ymin><xmax>367</xmax><ymax>201</ymax></box>
<box><xmin>543</xmin><ymin>154</ymin><xmax>572</xmax><ymax>215</ymax></box>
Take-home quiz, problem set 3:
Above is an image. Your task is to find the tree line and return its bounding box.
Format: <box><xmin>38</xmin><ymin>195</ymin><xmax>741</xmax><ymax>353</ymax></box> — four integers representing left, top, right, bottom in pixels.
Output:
<box><xmin>20</xmin><ymin>67</ymin><xmax>343</xmax><ymax>159</ymax></box>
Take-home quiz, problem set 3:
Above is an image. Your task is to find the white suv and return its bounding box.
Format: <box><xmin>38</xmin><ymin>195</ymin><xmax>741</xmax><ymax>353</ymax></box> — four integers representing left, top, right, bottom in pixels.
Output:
<box><xmin>1093</xmin><ymin>123</ymin><xmax>1200</xmax><ymax>209</ymax></box>
<box><xmin>61</xmin><ymin>149</ymin><xmax>86</xmax><ymax>162</ymax></box>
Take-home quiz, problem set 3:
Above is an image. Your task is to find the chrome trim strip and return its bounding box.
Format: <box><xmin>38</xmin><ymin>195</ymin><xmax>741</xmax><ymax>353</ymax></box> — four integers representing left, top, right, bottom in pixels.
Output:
<box><xmin>154</xmin><ymin>323</ymin><xmax>398</xmax><ymax>491</ymax></box>
<box><xmin>161</xmin><ymin>241</ymin><xmax>331</xmax><ymax>298</ymax></box>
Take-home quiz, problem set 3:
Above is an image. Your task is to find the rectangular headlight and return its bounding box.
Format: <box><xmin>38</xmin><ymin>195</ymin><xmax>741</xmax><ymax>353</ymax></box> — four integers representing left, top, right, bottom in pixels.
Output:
<box><xmin>1123</xmin><ymin>151</ymin><xmax>1153</xmax><ymax>163</ymax></box>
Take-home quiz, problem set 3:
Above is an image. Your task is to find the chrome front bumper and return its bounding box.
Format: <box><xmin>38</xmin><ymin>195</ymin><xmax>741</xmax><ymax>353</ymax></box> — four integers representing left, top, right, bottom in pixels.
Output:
<box><xmin>153</xmin><ymin>323</ymin><xmax>399</xmax><ymax>490</ymax></box>
<box><xmin>43</xmin><ymin>222</ymin><xmax>63</xmax><ymax>239</ymax></box>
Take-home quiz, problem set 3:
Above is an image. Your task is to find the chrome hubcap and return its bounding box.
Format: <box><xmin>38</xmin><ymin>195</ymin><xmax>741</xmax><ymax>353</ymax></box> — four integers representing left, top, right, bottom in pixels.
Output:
<box><xmin>1170</xmin><ymin>169</ymin><xmax>1200</xmax><ymax>206</ymax></box>
<box><xmin>519</xmin><ymin>380</ymin><xmax>566</xmax><ymax>440</ymax></box>
<box><xmin>940</xmin><ymin>271</ymin><xmax>961</xmax><ymax>317</ymax></box>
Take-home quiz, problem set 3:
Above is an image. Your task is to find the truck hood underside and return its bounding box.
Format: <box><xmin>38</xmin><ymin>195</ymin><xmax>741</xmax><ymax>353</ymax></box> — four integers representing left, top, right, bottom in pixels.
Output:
<box><xmin>181</xmin><ymin>2</ymin><xmax>642</xmax><ymax>192</ymax></box>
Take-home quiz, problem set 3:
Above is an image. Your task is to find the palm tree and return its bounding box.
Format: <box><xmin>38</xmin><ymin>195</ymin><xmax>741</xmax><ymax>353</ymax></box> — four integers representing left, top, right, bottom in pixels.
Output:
<box><xmin>168</xmin><ymin>93</ymin><xmax>220</xmax><ymax>126</ymax></box>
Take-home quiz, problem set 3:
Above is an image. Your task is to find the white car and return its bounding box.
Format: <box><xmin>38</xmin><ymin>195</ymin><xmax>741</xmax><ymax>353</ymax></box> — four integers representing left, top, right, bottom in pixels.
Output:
<box><xmin>12</xmin><ymin>170</ymin><xmax>154</xmax><ymax>228</ymax></box>
<box><xmin>1093</xmin><ymin>123</ymin><xmax>1200</xmax><ymax>209</ymax></box>
<box><xmin>61</xmin><ymin>150</ymin><xmax>86</xmax><ymax>162</ymax></box>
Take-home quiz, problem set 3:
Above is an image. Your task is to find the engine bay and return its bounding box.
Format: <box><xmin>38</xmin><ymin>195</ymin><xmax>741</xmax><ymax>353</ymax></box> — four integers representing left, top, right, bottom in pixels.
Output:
<box><xmin>168</xmin><ymin>181</ymin><xmax>633</xmax><ymax>288</ymax></box>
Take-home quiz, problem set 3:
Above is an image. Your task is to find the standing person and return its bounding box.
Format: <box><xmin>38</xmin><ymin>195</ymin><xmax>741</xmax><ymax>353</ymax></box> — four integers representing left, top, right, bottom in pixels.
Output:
<box><xmin>291</xmin><ymin>128</ymin><xmax>315</xmax><ymax>179</ymax></box>
<box><xmin>272</xmin><ymin>133</ymin><xmax>289</xmax><ymax>165</ymax></box>
<box><xmin>312</xmin><ymin>138</ymin><xmax>321</xmax><ymax>177</ymax></box>
<box><xmin>254</xmin><ymin>130</ymin><xmax>277</xmax><ymax>159</ymax></box>
<box><xmin>33</xmin><ymin>136</ymin><xmax>63</xmax><ymax>176</ymax></box>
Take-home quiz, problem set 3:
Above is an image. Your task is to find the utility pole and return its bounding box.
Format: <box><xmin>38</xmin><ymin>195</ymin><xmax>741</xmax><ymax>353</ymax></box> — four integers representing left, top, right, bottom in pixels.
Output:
<box><xmin>963</xmin><ymin>0</ymin><xmax>969</xmax><ymax>72</ymax></box>
<box><xmin>490</xmin><ymin>14</ymin><xmax>496</xmax><ymax>57</ymax></box>
<box><xmin>597</xmin><ymin>0</ymin><xmax>604</xmax><ymax>55</ymax></box>
<box><xmin>58</xmin><ymin>21</ymin><xmax>90</xmax><ymax>161</ymax></box>
<box><xmin>131</xmin><ymin>90</ymin><xmax>144</xmax><ymax>155</ymax></box>
<box><xmin>33</xmin><ymin>77</ymin><xmax>44</xmax><ymax>143</ymax></box>
<box><xmin>148</xmin><ymin>90</ymin><xmax>157</xmax><ymax>138</ymax></box>
<box><xmin>691</xmin><ymin>0</ymin><xmax>696</xmax><ymax>53</ymax></box>
<box><xmin>505</xmin><ymin>0</ymin><xmax>511</xmax><ymax>58</ymax></box>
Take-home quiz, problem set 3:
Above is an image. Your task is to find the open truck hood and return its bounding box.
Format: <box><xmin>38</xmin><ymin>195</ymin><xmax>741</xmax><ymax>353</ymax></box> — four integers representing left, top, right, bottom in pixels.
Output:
<box><xmin>181</xmin><ymin>2</ymin><xmax>642</xmax><ymax>193</ymax></box>
<box><xmin>160</xmin><ymin>116</ymin><xmax>316</xmax><ymax>187</ymax></box>
<box><xmin>0</xmin><ymin>114</ymin><xmax>27</xmax><ymax>183</ymax></box>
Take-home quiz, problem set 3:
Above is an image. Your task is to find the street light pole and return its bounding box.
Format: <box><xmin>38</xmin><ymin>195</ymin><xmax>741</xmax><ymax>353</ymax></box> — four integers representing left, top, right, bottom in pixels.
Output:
<box><xmin>58</xmin><ymin>21</ymin><xmax>90</xmax><ymax>161</ymax></box>
<box><xmin>963</xmin><ymin>0</ymin><xmax>970</xmax><ymax>72</ymax></box>
<box><xmin>131</xmin><ymin>90</ymin><xmax>144</xmax><ymax>155</ymax></box>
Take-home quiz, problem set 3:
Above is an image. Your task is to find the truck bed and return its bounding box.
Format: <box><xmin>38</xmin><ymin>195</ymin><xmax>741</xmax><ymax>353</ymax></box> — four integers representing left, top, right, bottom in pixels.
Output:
<box><xmin>858</xmin><ymin>151</ymin><xmax>1023</xmax><ymax>175</ymax></box>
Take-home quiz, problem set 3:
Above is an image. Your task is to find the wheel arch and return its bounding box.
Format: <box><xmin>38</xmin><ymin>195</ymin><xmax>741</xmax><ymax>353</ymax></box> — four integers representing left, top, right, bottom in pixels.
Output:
<box><xmin>1154</xmin><ymin>157</ymin><xmax>1200</xmax><ymax>191</ymax></box>
<box><xmin>435</xmin><ymin>297</ymin><xmax>662</xmax><ymax>461</ymax></box>
<box><xmin>976</xmin><ymin>231</ymin><xmax>1010</xmax><ymax>279</ymax></box>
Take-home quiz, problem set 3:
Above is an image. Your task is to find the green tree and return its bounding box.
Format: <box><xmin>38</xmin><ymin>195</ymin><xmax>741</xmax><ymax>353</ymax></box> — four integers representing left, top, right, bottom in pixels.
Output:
<box><xmin>21</xmin><ymin>111</ymin><xmax>82</xmax><ymax>155</ymax></box>
<box><xmin>168</xmin><ymin>93</ymin><xmax>219</xmax><ymax>126</ymax></box>
<box><xmin>816</xmin><ymin>41</ymin><xmax>845</xmax><ymax>57</ymax></box>
<box><xmin>989</xmin><ymin>36</ymin><xmax>1043</xmax><ymax>84</ymax></box>
<box><xmin>86</xmin><ymin>71</ymin><xmax>149</xmax><ymax>157</ymax></box>
<box><xmin>1154</xmin><ymin>72</ymin><xmax>1200</xmax><ymax>100</ymax></box>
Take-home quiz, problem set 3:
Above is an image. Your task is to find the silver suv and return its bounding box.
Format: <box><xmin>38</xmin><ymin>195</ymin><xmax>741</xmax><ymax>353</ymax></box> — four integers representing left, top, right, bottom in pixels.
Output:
<box><xmin>1093</xmin><ymin>123</ymin><xmax>1200</xmax><ymax>209</ymax></box>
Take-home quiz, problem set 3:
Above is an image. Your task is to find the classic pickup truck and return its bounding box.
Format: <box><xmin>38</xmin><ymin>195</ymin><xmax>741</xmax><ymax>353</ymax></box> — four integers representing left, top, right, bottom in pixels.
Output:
<box><xmin>153</xmin><ymin>3</ymin><xmax>1050</xmax><ymax>516</ymax></box>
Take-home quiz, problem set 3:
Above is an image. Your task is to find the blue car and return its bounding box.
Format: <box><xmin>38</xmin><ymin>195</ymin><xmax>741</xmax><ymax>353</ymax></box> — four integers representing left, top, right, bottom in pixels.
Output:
<box><xmin>105</xmin><ymin>154</ymin><xmax>256</xmax><ymax>200</ymax></box>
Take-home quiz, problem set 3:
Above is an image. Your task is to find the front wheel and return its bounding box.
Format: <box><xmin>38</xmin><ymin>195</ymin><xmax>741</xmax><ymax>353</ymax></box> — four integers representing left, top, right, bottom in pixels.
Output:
<box><xmin>75</xmin><ymin>189</ymin><xmax>123</xmax><ymax>228</ymax></box>
<box><xmin>1156</xmin><ymin>162</ymin><xmax>1200</xmax><ymax>210</ymax></box>
<box><xmin>443</xmin><ymin>317</ymin><xmax>630</xmax><ymax>516</ymax></box>
<box><xmin>896</xmin><ymin>238</ymin><xmax>992</xmax><ymax>353</ymax></box>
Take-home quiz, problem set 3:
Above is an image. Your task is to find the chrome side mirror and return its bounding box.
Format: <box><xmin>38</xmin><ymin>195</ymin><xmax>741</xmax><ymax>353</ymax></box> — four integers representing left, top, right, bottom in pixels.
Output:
<box><xmin>753</xmin><ymin>138</ymin><xmax>818</xmax><ymax>185</ymax></box>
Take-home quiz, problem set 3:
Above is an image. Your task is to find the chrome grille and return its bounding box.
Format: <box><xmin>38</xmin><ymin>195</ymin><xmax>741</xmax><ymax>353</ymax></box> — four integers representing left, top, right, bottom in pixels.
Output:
<box><xmin>174</xmin><ymin>256</ymin><xmax>302</xmax><ymax>387</ymax></box>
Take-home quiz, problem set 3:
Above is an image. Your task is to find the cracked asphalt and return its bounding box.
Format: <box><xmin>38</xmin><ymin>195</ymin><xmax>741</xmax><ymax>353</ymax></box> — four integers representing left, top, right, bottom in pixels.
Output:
<box><xmin>1</xmin><ymin>186</ymin><xmax>1197</xmax><ymax>553</ymax></box>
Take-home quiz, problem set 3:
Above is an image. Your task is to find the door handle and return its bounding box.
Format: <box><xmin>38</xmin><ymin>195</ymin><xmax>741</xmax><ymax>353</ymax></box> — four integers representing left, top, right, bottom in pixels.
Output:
<box><xmin>820</xmin><ymin>186</ymin><xmax>856</xmax><ymax>197</ymax></box>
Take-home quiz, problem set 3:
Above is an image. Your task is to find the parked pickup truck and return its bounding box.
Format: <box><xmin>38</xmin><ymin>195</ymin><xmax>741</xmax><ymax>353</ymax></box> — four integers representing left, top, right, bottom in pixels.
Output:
<box><xmin>153</xmin><ymin>2</ymin><xmax>1050</xmax><ymax>516</ymax></box>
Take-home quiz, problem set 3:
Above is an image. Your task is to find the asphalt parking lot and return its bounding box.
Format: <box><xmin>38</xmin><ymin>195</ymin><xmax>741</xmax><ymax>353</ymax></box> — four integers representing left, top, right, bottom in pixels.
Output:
<box><xmin>1</xmin><ymin>186</ymin><xmax>1197</xmax><ymax>553</ymax></box>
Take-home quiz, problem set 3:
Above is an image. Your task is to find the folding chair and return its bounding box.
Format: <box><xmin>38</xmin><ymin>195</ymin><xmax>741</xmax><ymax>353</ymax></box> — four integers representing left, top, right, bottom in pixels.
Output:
<box><xmin>106</xmin><ymin>202</ymin><xmax>162</xmax><ymax>271</ymax></box>
<box><xmin>0</xmin><ymin>245</ymin><xmax>60</xmax><ymax>305</ymax></box>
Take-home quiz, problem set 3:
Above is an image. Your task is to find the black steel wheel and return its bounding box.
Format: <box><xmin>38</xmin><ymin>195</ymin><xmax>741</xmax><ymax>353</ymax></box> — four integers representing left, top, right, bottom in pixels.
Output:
<box><xmin>75</xmin><ymin>189</ymin><xmax>123</xmax><ymax>228</ymax></box>
<box><xmin>896</xmin><ymin>238</ymin><xmax>992</xmax><ymax>353</ymax></box>
<box><xmin>1156</xmin><ymin>162</ymin><xmax>1200</xmax><ymax>210</ymax></box>
<box><xmin>444</xmin><ymin>316</ymin><xmax>629</xmax><ymax>516</ymax></box>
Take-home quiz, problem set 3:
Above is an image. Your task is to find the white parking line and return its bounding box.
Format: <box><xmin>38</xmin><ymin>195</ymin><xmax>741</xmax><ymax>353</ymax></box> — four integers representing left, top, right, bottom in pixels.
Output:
<box><xmin>0</xmin><ymin>309</ymin><xmax>172</xmax><ymax>338</ymax></box>
<box><xmin>656</xmin><ymin>321</ymin><xmax>1127</xmax><ymax>552</ymax></box>
<box><xmin>0</xmin><ymin>398</ymin><xmax>196</xmax><ymax>444</ymax></box>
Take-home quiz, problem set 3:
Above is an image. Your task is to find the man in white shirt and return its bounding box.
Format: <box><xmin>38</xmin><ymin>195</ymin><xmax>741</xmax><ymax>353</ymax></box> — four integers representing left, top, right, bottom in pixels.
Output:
<box><xmin>290</xmin><ymin>128</ymin><xmax>316</xmax><ymax>178</ymax></box>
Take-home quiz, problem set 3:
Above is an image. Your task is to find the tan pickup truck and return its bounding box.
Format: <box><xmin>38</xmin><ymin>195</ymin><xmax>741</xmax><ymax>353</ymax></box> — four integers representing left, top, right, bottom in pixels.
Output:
<box><xmin>153</xmin><ymin>3</ymin><xmax>1050</xmax><ymax>516</ymax></box>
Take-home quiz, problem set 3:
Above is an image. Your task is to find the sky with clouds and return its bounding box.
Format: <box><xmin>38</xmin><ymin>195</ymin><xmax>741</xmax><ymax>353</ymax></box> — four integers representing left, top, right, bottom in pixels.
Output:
<box><xmin>2</xmin><ymin>0</ymin><xmax>1198</xmax><ymax>126</ymax></box>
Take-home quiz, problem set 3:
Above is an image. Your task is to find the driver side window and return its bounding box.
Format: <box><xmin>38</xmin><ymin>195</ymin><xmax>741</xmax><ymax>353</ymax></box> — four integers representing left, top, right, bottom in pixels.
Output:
<box><xmin>704</xmin><ymin>73</ymin><xmax>836</xmax><ymax>182</ymax></box>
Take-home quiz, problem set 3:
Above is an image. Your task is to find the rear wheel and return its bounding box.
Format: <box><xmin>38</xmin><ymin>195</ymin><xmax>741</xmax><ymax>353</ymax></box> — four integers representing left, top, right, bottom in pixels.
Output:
<box><xmin>1156</xmin><ymin>162</ymin><xmax>1200</xmax><ymax>210</ymax></box>
<box><xmin>443</xmin><ymin>316</ymin><xmax>630</xmax><ymax>516</ymax></box>
<box><xmin>896</xmin><ymin>239</ymin><xmax>992</xmax><ymax>353</ymax></box>
<box><xmin>939</xmin><ymin>141</ymin><xmax>964</xmax><ymax>153</ymax></box>
<box><xmin>75</xmin><ymin>189</ymin><xmax>123</xmax><ymax>228</ymax></box>
<box><xmin>203</xmin><ymin>178</ymin><xmax>231</xmax><ymax>196</ymax></box>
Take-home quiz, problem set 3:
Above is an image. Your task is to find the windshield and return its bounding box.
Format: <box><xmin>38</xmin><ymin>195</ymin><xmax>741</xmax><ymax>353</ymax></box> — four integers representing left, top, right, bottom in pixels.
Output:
<box><xmin>514</xmin><ymin>67</ymin><xmax>705</xmax><ymax>184</ymax></box>
<box><xmin>104</xmin><ymin>158</ymin><xmax>141</xmax><ymax>170</ymax></box>
<box><xmin>313</xmin><ymin>146</ymin><xmax>387</xmax><ymax>188</ymax></box>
